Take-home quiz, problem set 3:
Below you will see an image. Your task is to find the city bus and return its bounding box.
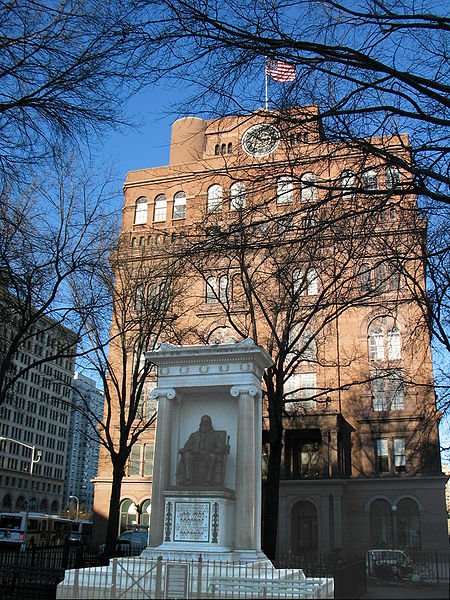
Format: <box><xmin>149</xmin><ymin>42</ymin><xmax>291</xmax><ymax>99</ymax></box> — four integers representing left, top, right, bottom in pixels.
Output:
<box><xmin>0</xmin><ymin>512</ymin><xmax>72</xmax><ymax>548</ymax></box>
<box><xmin>69</xmin><ymin>519</ymin><xmax>93</xmax><ymax>544</ymax></box>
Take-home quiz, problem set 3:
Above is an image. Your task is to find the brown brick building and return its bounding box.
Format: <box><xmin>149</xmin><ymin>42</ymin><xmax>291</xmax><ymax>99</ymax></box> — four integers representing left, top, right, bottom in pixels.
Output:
<box><xmin>92</xmin><ymin>107</ymin><xmax>448</xmax><ymax>555</ymax></box>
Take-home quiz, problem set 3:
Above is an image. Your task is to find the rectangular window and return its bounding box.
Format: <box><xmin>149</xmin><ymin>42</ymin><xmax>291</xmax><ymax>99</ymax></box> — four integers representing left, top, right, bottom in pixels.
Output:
<box><xmin>389</xmin><ymin>370</ymin><xmax>404</xmax><ymax>410</ymax></box>
<box><xmin>394</xmin><ymin>438</ymin><xmax>406</xmax><ymax>472</ymax></box>
<box><xmin>372</xmin><ymin>375</ymin><xmax>387</xmax><ymax>411</ymax></box>
<box><xmin>206</xmin><ymin>276</ymin><xmax>218</xmax><ymax>304</ymax></box>
<box><xmin>376</xmin><ymin>438</ymin><xmax>389</xmax><ymax>473</ymax></box>
<box><xmin>129</xmin><ymin>444</ymin><xmax>141</xmax><ymax>476</ymax></box>
<box><xmin>143</xmin><ymin>444</ymin><xmax>154</xmax><ymax>477</ymax></box>
<box><xmin>300</xmin><ymin>372</ymin><xmax>317</xmax><ymax>409</ymax></box>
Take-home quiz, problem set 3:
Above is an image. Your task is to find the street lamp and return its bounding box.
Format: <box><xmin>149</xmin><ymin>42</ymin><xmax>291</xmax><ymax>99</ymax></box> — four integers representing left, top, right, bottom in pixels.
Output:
<box><xmin>0</xmin><ymin>436</ymin><xmax>42</xmax><ymax>546</ymax></box>
<box><xmin>69</xmin><ymin>495</ymin><xmax>80</xmax><ymax>520</ymax></box>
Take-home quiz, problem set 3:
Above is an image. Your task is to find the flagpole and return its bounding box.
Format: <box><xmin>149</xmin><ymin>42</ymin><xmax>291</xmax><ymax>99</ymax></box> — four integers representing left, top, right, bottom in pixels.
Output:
<box><xmin>265</xmin><ymin>58</ymin><xmax>269</xmax><ymax>110</ymax></box>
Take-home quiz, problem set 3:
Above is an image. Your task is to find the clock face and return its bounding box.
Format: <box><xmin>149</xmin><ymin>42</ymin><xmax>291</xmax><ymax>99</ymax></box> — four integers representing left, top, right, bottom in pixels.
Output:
<box><xmin>242</xmin><ymin>124</ymin><xmax>281</xmax><ymax>157</ymax></box>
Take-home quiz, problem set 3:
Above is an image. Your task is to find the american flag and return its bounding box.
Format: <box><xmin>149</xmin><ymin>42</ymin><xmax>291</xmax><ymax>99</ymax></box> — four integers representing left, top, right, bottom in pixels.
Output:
<box><xmin>266</xmin><ymin>58</ymin><xmax>296</xmax><ymax>82</ymax></box>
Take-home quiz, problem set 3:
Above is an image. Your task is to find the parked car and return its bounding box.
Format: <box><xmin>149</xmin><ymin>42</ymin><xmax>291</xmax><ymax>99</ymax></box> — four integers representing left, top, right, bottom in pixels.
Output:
<box><xmin>367</xmin><ymin>549</ymin><xmax>413</xmax><ymax>580</ymax></box>
<box><xmin>116</xmin><ymin>528</ymin><xmax>149</xmax><ymax>553</ymax></box>
<box><xmin>99</xmin><ymin>527</ymin><xmax>149</xmax><ymax>556</ymax></box>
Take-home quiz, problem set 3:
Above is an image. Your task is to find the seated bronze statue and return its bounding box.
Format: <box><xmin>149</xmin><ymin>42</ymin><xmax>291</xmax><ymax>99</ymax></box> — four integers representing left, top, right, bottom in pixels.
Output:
<box><xmin>176</xmin><ymin>415</ymin><xmax>229</xmax><ymax>487</ymax></box>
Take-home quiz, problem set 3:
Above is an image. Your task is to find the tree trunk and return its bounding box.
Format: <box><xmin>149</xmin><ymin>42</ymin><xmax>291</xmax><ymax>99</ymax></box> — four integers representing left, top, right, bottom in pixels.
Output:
<box><xmin>262</xmin><ymin>437</ymin><xmax>283</xmax><ymax>560</ymax></box>
<box><xmin>104</xmin><ymin>459</ymin><xmax>126</xmax><ymax>556</ymax></box>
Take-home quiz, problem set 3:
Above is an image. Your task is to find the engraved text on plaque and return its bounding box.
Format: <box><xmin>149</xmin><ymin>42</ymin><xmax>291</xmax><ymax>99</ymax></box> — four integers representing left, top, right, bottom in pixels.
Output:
<box><xmin>174</xmin><ymin>502</ymin><xmax>210</xmax><ymax>542</ymax></box>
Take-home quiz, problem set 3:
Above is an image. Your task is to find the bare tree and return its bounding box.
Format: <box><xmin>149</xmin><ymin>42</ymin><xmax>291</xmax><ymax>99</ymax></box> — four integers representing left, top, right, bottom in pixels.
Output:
<box><xmin>0</xmin><ymin>155</ymin><xmax>117</xmax><ymax>408</ymax></box>
<box><xmin>71</xmin><ymin>236</ymin><xmax>190</xmax><ymax>555</ymax></box>
<box><xmin>0</xmin><ymin>0</ymin><xmax>167</xmax><ymax>188</ymax></box>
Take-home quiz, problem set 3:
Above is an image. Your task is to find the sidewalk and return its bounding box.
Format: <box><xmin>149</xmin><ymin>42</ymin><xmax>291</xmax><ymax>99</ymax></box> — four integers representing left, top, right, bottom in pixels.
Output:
<box><xmin>360</xmin><ymin>581</ymin><xmax>449</xmax><ymax>599</ymax></box>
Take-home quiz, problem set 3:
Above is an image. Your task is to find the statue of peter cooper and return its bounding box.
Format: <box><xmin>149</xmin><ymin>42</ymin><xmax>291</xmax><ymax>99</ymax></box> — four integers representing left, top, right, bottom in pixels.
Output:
<box><xmin>176</xmin><ymin>415</ymin><xmax>228</xmax><ymax>487</ymax></box>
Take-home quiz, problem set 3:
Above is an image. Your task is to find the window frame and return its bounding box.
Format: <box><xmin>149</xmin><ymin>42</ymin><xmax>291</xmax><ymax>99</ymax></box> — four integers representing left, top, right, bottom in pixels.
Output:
<box><xmin>230</xmin><ymin>181</ymin><xmax>246</xmax><ymax>210</ymax></box>
<box><xmin>363</xmin><ymin>169</ymin><xmax>378</xmax><ymax>191</ymax></box>
<box><xmin>386</xmin><ymin>166</ymin><xmax>400</xmax><ymax>189</ymax></box>
<box><xmin>207</xmin><ymin>184</ymin><xmax>223</xmax><ymax>213</ymax></box>
<box><xmin>301</xmin><ymin>172</ymin><xmax>317</xmax><ymax>202</ymax></box>
<box><xmin>277</xmin><ymin>175</ymin><xmax>294</xmax><ymax>205</ymax></box>
<box><xmin>375</xmin><ymin>438</ymin><xmax>389</xmax><ymax>473</ymax></box>
<box><xmin>172</xmin><ymin>191</ymin><xmax>186</xmax><ymax>220</ymax></box>
<box><xmin>153</xmin><ymin>194</ymin><xmax>167</xmax><ymax>222</ymax></box>
<box><xmin>134</xmin><ymin>197</ymin><xmax>148</xmax><ymax>225</ymax></box>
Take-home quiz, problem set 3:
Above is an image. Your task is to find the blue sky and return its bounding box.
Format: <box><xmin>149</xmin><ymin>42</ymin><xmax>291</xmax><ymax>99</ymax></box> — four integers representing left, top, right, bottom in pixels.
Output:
<box><xmin>101</xmin><ymin>87</ymin><xmax>176</xmax><ymax>180</ymax></box>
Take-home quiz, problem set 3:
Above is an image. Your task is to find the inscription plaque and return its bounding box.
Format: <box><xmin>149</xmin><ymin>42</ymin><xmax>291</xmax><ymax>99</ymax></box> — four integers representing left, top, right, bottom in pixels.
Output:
<box><xmin>174</xmin><ymin>501</ymin><xmax>210</xmax><ymax>542</ymax></box>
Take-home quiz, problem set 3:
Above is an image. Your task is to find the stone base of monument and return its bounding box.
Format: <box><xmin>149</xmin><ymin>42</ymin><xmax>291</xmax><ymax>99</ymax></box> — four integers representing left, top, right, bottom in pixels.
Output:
<box><xmin>56</xmin><ymin>555</ymin><xmax>334</xmax><ymax>599</ymax></box>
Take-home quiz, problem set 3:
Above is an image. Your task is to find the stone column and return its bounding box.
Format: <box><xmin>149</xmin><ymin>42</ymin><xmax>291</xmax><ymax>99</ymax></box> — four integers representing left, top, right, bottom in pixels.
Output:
<box><xmin>230</xmin><ymin>385</ymin><xmax>259</xmax><ymax>551</ymax></box>
<box><xmin>149</xmin><ymin>387</ymin><xmax>176</xmax><ymax>547</ymax></box>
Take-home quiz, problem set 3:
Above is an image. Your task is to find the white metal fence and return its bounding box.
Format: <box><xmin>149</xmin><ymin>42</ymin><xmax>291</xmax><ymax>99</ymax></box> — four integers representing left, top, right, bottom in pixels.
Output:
<box><xmin>56</xmin><ymin>556</ymin><xmax>334</xmax><ymax>599</ymax></box>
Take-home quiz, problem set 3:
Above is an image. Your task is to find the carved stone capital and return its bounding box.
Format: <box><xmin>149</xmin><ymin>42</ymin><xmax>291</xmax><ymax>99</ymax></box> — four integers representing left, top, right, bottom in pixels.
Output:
<box><xmin>230</xmin><ymin>385</ymin><xmax>258</xmax><ymax>398</ymax></box>
<box><xmin>150</xmin><ymin>387</ymin><xmax>176</xmax><ymax>400</ymax></box>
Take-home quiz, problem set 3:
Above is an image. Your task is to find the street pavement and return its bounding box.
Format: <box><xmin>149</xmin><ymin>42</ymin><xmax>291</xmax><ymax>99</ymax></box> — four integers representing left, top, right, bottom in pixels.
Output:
<box><xmin>360</xmin><ymin>581</ymin><xmax>449</xmax><ymax>599</ymax></box>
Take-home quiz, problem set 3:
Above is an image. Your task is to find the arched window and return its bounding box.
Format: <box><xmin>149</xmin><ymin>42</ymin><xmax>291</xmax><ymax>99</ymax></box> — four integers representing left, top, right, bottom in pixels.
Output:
<box><xmin>2</xmin><ymin>494</ymin><xmax>12</xmax><ymax>510</ymax></box>
<box><xmin>134</xmin><ymin>197</ymin><xmax>148</xmax><ymax>225</ymax></box>
<box><xmin>140</xmin><ymin>499</ymin><xmax>152</xmax><ymax>528</ymax></box>
<box><xmin>370</xmin><ymin>499</ymin><xmax>394</xmax><ymax>547</ymax></box>
<box><xmin>291</xmin><ymin>500</ymin><xmax>318</xmax><ymax>552</ymax></box>
<box><xmin>387</xmin><ymin>326</ymin><xmax>401</xmax><ymax>360</ymax></box>
<box><xmin>139</xmin><ymin>236</ymin><xmax>144</xmax><ymax>247</ymax></box>
<box><xmin>227</xmin><ymin>142</ymin><xmax>233</xmax><ymax>154</ymax></box>
<box><xmin>50</xmin><ymin>500</ymin><xmax>59</xmax><ymax>514</ymax></box>
<box><xmin>386</xmin><ymin>166</ymin><xmax>400</xmax><ymax>189</ymax></box>
<box><xmin>301</xmin><ymin>172</ymin><xmax>317</xmax><ymax>202</ymax></box>
<box><xmin>15</xmin><ymin>496</ymin><xmax>26</xmax><ymax>510</ymax></box>
<box><xmin>341</xmin><ymin>170</ymin><xmax>356</xmax><ymax>198</ymax></box>
<box><xmin>153</xmin><ymin>194</ymin><xmax>167</xmax><ymax>222</ymax></box>
<box><xmin>364</xmin><ymin>169</ymin><xmax>378</xmax><ymax>191</ymax></box>
<box><xmin>369</xmin><ymin>327</ymin><xmax>385</xmax><ymax>361</ymax></box>
<box><xmin>221</xmin><ymin>143</ymin><xmax>226</xmax><ymax>154</ymax></box>
<box><xmin>214</xmin><ymin>144</ymin><xmax>220</xmax><ymax>156</ymax></box>
<box><xmin>369</xmin><ymin>321</ymin><xmax>402</xmax><ymax>362</ymax></box>
<box><xmin>173</xmin><ymin>191</ymin><xmax>186</xmax><ymax>220</ymax></box>
<box><xmin>39</xmin><ymin>498</ymin><xmax>48</xmax><ymax>512</ymax></box>
<box><xmin>120</xmin><ymin>499</ymin><xmax>137</xmax><ymax>534</ymax></box>
<box><xmin>397</xmin><ymin>499</ymin><xmax>421</xmax><ymax>548</ymax></box>
<box><xmin>207</xmin><ymin>184</ymin><xmax>223</xmax><ymax>213</ymax></box>
<box><xmin>277</xmin><ymin>176</ymin><xmax>293</xmax><ymax>204</ymax></box>
<box><xmin>230</xmin><ymin>182</ymin><xmax>246</xmax><ymax>210</ymax></box>
<box><xmin>131</xmin><ymin>237</ymin><xmax>137</xmax><ymax>247</ymax></box>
